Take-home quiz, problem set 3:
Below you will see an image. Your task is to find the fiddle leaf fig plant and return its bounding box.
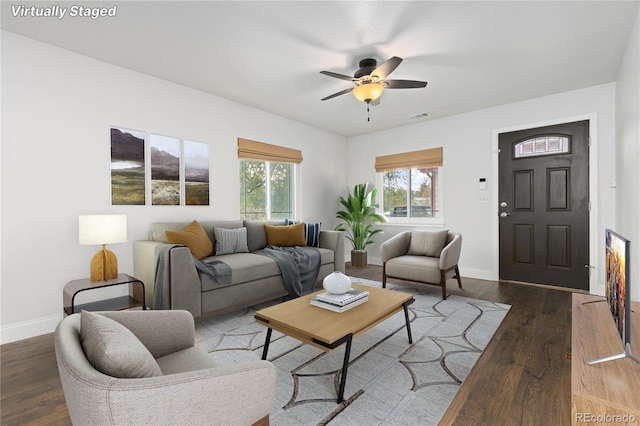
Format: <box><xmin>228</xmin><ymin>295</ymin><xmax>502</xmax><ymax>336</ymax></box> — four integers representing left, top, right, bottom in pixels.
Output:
<box><xmin>335</xmin><ymin>182</ymin><xmax>388</xmax><ymax>251</ymax></box>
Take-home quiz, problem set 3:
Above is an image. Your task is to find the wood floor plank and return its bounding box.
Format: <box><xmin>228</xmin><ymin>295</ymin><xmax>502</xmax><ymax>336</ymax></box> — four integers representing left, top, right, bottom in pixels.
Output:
<box><xmin>0</xmin><ymin>264</ymin><xmax>572</xmax><ymax>425</ymax></box>
<box><xmin>1</xmin><ymin>334</ymin><xmax>70</xmax><ymax>426</ymax></box>
<box><xmin>437</xmin><ymin>275</ymin><xmax>572</xmax><ymax>425</ymax></box>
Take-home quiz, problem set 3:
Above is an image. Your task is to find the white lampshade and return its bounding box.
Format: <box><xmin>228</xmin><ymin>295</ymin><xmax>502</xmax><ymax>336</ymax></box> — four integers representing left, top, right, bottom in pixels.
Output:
<box><xmin>79</xmin><ymin>214</ymin><xmax>127</xmax><ymax>246</ymax></box>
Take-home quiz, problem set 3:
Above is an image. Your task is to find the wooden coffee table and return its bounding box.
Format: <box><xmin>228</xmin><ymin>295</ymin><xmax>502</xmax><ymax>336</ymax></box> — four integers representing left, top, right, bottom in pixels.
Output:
<box><xmin>254</xmin><ymin>283</ymin><xmax>414</xmax><ymax>403</ymax></box>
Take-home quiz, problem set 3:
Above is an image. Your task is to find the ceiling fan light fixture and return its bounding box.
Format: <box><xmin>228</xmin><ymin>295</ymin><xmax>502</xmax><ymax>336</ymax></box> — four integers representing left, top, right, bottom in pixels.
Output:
<box><xmin>352</xmin><ymin>83</ymin><xmax>384</xmax><ymax>103</ymax></box>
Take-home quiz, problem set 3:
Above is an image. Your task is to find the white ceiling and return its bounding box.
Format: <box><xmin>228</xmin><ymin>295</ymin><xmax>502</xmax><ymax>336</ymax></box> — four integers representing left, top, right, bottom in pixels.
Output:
<box><xmin>2</xmin><ymin>1</ymin><xmax>638</xmax><ymax>137</ymax></box>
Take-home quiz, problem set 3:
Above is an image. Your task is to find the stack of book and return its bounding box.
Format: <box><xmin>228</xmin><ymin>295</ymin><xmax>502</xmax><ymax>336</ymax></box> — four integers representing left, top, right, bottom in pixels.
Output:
<box><xmin>310</xmin><ymin>288</ymin><xmax>369</xmax><ymax>312</ymax></box>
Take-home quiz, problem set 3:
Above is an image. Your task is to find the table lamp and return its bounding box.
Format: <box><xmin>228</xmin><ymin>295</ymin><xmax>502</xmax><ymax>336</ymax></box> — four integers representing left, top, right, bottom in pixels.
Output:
<box><xmin>79</xmin><ymin>214</ymin><xmax>127</xmax><ymax>282</ymax></box>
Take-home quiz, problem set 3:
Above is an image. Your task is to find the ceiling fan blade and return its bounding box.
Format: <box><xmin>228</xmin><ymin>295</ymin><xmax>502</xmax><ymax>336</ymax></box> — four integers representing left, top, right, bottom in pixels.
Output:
<box><xmin>321</xmin><ymin>87</ymin><xmax>354</xmax><ymax>101</ymax></box>
<box><xmin>371</xmin><ymin>56</ymin><xmax>402</xmax><ymax>79</ymax></box>
<box><xmin>384</xmin><ymin>79</ymin><xmax>428</xmax><ymax>89</ymax></box>
<box><xmin>320</xmin><ymin>71</ymin><xmax>357</xmax><ymax>82</ymax></box>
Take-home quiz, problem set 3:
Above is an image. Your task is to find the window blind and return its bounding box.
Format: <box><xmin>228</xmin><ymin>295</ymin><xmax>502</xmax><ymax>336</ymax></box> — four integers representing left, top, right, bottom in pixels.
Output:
<box><xmin>237</xmin><ymin>138</ymin><xmax>303</xmax><ymax>164</ymax></box>
<box><xmin>374</xmin><ymin>147</ymin><xmax>443</xmax><ymax>172</ymax></box>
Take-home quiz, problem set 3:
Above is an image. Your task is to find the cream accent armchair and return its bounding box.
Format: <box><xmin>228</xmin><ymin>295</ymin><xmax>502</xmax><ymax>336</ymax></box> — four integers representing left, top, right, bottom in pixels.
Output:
<box><xmin>381</xmin><ymin>230</ymin><xmax>462</xmax><ymax>300</ymax></box>
<box><xmin>54</xmin><ymin>310</ymin><xmax>275</xmax><ymax>426</ymax></box>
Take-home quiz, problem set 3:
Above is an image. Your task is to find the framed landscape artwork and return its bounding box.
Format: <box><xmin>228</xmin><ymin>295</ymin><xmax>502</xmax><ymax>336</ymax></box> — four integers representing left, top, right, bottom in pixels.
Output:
<box><xmin>184</xmin><ymin>140</ymin><xmax>210</xmax><ymax>206</ymax></box>
<box><xmin>110</xmin><ymin>127</ymin><xmax>146</xmax><ymax>205</ymax></box>
<box><xmin>110</xmin><ymin>128</ymin><xmax>210</xmax><ymax>206</ymax></box>
<box><xmin>150</xmin><ymin>134</ymin><xmax>180</xmax><ymax>206</ymax></box>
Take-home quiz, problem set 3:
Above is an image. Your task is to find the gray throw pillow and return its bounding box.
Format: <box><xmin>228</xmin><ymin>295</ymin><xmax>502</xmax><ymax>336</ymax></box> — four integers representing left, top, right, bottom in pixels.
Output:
<box><xmin>214</xmin><ymin>227</ymin><xmax>250</xmax><ymax>255</ymax></box>
<box><xmin>80</xmin><ymin>311</ymin><xmax>162</xmax><ymax>378</ymax></box>
<box><xmin>408</xmin><ymin>229</ymin><xmax>449</xmax><ymax>257</ymax></box>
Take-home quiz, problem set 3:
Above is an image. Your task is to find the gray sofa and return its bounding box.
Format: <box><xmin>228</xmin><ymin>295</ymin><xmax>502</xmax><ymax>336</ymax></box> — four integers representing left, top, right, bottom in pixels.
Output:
<box><xmin>133</xmin><ymin>219</ymin><xmax>345</xmax><ymax>318</ymax></box>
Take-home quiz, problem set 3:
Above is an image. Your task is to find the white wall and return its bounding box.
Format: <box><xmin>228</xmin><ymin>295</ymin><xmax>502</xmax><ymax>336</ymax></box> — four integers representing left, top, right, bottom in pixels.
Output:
<box><xmin>0</xmin><ymin>32</ymin><xmax>348</xmax><ymax>343</ymax></box>
<box><xmin>347</xmin><ymin>84</ymin><xmax>617</xmax><ymax>296</ymax></box>
<box><xmin>615</xmin><ymin>9</ymin><xmax>640</xmax><ymax>303</ymax></box>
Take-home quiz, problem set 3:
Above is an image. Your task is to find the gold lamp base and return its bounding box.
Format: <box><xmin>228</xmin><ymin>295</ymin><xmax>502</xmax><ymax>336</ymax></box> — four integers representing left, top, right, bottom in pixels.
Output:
<box><xmin>90</xmin><ymin>245</ymin><xmax>118</xmax><ymax>282</ymax></box>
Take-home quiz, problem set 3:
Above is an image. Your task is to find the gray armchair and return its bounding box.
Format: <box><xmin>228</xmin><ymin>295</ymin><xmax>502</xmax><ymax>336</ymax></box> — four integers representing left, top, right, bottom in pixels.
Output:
<box><xmin>381</xmin><ymin>230</ymin><xmax>462</xmax><ymax>300</ymax></box>
<box><xmin>54</xmin><ymin>310</ymin><xmax>275</xmax><ymax>426</ymax></box>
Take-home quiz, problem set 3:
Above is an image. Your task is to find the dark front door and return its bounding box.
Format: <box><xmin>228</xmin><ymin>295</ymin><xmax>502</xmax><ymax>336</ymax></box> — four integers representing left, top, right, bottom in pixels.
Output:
<box><xmin>498</xmin><ymin>120</ymin><xmax>589</xmax><ymax>290</ymax></box>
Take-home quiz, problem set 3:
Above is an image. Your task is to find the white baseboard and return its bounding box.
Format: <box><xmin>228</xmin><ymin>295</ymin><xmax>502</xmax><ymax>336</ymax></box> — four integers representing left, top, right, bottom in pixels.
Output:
<box><xmin>1</xmin><ymin>313</ymin><xmax>62</xmax><ymax>344</ymax></box>
<box><xmin>458</xmin><ymin>267</ymin><xmax>497</xmax><ymax>281</ymax></box>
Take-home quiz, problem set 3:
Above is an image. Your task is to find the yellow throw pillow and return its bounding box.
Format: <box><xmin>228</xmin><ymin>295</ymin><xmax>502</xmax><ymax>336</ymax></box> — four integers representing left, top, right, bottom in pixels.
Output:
<box><xmin>264</xmin><ymin>223</ymin><xmax>306</xmax><ymax>247</ymax></box>
<box><xmin>165</xmin><ymin>220</ymin><xmax>213</xmax><ymax>260</ymax></box>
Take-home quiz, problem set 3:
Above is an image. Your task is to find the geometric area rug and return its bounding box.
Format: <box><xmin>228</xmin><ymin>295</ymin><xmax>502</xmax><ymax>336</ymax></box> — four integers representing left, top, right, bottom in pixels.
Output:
<box><xmin>195</xmin><ymin>278</ymin><xmax>510</xmax><ymax>425</ymax></box>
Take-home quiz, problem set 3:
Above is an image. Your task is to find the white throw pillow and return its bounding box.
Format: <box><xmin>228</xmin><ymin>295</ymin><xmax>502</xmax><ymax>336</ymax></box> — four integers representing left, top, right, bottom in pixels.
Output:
<box><xmin>408</xmin><ymin>229</ymin><xmax>449</xmax><ymax>257</ymax></box>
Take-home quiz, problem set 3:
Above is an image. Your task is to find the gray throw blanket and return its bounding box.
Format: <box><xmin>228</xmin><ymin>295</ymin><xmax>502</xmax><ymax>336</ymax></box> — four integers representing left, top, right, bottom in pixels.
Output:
<box><xmin>154</xmin><ymin>245</ymin><xmax>232</xmax><ymax>310</ymax></box>
<box><xmin>259</xmin><ymin>246</ymin><xmax>321</xmax><ymax>298</ymax></box>
<box><xmin>193</xmin><ymin>257</ymin><xmax>232</xmax><ymax>285</ymax></box>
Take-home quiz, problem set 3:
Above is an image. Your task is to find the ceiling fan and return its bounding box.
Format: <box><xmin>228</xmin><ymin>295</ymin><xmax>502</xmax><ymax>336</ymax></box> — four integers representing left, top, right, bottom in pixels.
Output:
<box><xmin>320</xmin><ymin>56</ymin><xmax>428</xmax><ymax>121</ymax></box>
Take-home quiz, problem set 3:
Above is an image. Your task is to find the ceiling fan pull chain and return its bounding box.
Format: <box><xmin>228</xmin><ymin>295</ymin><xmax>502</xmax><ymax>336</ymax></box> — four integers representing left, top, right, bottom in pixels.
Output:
<box><xmin>367</xmin><ymin>102</ymin><xmax>370</xmax><ymax>122</ymax></box>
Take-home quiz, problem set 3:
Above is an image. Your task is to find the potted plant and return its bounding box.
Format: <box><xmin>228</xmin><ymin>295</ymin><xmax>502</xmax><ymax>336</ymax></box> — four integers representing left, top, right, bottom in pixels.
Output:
<box><xmin>335</xmin><ymin>182</ymin><xmax>388</xmax><ymax>267</ymax></box>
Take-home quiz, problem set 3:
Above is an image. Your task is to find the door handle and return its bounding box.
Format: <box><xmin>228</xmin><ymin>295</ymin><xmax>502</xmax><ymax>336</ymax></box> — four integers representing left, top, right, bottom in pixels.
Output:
<box><xmin>500</xmin><ymin>212</ymin><xmax>511</xmax><ymax>218</ymax></box>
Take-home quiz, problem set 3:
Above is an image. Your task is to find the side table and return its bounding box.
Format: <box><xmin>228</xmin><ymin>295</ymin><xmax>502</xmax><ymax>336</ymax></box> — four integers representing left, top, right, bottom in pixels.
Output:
<box><xmin>63</xmin><ymin>273</ymin><xmax>145</xmax><ymax>316</ymax></box>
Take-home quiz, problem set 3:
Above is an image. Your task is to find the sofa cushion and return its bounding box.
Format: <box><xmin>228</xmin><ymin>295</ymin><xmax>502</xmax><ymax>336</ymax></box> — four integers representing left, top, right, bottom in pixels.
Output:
<box><xmin>165</xmin><ymin>220</ymin><xmax>213</xmax><ymax>260</ymax></box>
<box><xmin>80</xmin><ymin>311</ymin><xmax>162</xmax><ymax>378</ymax></box>
<box><xmin>150</xmin><ymin>222</ymin><xmax>190</xmax><ymax>243</ymax></box>
<box><xmin>244</xmin><ymin>219</ymin><xmax>285</xmax><ymax>251</ymax></box>
<box><xmin>200</xmin><ymin>253</ymin><xmax>282</xmax><ymax>290</ymax></box>
<box><xmin>150</xmin><ymin>220</ymin><xmax>243</xmax><ymax>245</ymax></box>
<box><xmin>408</xmin><ymin>229</ymin><xmax>449</xmax><ymax>257</ymax></box>
<box><xmin>200</xmin><ymin>247</ymin><xmax>334</xmax><ymax>291</ymax></box>
<box><xmin>155</xmin><ymin>346</ymin><xmax>221</xmax><ymax>375</ymax></box>
<box><xmin>214</xmin><ymin>227</ymin><xmax>249</xmax><ymax>255</ymax></box>
<box><xmin>316</xmin><ymin>247</ymin><xmax>334</xmax><ymax>266</ymax></box>
<box><xmin>285</xmin><ymin>219</ymin><xmax>322</xmax><ymax>247</ymax></box>
<box><xmin>386</xmin><ymin>255</ymin><xmax>442</xmax><ymax>283</ymax></box>
<box><xmin>265</xmin><ymin>223</ymin><xmax>306</xmax><ymax>247</ymax></box>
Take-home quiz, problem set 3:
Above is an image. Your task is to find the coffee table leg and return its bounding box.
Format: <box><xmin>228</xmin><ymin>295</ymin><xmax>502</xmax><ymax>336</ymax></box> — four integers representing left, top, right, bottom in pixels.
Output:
<box><xmin>337</xmin><ymin>335</ymin><xmax>353</xmax><ymax>404</ymax></box>
<box><xmin>403</xmin><ymin>303</ymin><xmax>413</xmax><ymax>344</ymax></box>
<box><xmin>261</xmin><ymin>328</ymin><xmax>273</xmax><ymax>360</ymax></box>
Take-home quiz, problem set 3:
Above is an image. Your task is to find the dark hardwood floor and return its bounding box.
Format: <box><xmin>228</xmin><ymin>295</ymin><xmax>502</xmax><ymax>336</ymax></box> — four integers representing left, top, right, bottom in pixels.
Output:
<box><xmin>1</xmin><ymin>264</ymin><xmax>572</xmax><ymax>425</ymax></box>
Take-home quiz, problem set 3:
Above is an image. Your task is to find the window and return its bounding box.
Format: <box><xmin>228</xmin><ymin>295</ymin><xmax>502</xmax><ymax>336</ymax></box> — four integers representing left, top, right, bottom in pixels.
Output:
<box><xmin>238</xmin><ymin>138</ymin><xmax>301</xmax><ymax>220</ymax></box>
<box><xmin>514</xmin><ymin>135</ymin><xmax>570</xmax><ymax>158</ymax></box>
<box><xmin>239</xmin><ymin>160</ymin><xmax>294</xmax><ymax>220</ymax></box>
<box><xmin>382</xmin><ymin>168</ymin><xmax>440</xmax><ymax>218</ymax></box>
<box><xmin>375</xmin><ymin>147</ymin><xmax>443</xmax><ymax>220</ymax></box>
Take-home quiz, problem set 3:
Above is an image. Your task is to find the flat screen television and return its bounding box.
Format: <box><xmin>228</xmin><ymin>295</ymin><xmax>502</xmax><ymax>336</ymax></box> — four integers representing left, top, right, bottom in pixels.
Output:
<box><xmin>587</xmin><ymin>229</ymin><xmax>638</xmax><ymax>365</ymax></box>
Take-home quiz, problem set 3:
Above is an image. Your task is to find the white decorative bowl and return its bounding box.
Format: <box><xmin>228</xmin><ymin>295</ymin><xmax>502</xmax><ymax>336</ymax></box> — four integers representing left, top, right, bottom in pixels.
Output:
<box><xmin>323</xmin><ymin>271</ymin><xmax>351</xmax><ymax>294</ymax></box>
